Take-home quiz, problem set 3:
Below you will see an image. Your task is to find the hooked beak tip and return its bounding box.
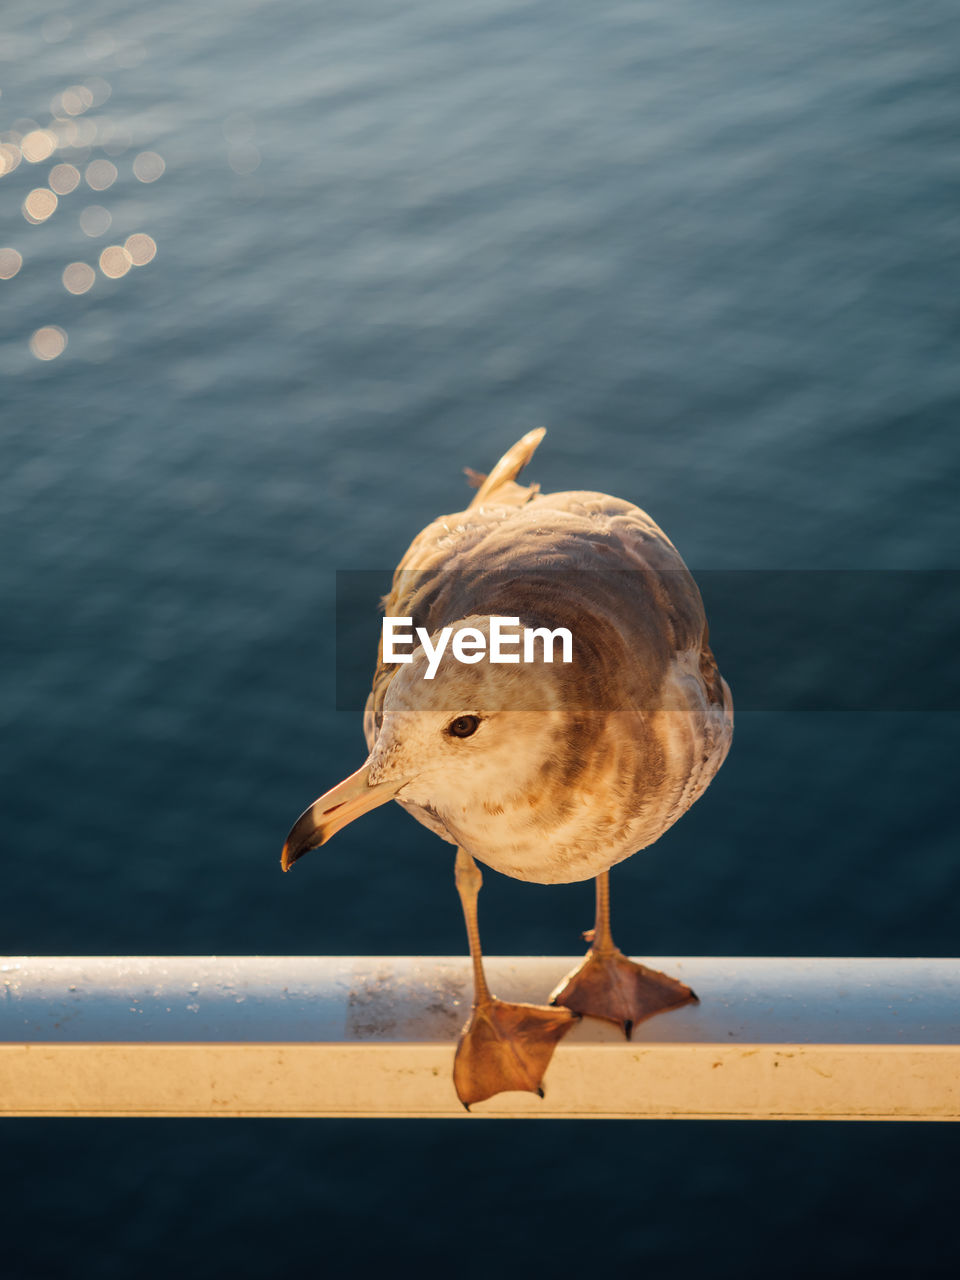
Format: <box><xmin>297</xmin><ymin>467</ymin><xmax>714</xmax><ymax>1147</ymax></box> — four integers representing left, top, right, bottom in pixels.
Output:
<box><xmin>279</xmin><ymin>766</ymin><xmax>407</xmax><ymax>873</ymax></box>
<box><xmin>280</xmin><ymin>824</ymin><xmax>330</xmax><ymax>872</ymax></box>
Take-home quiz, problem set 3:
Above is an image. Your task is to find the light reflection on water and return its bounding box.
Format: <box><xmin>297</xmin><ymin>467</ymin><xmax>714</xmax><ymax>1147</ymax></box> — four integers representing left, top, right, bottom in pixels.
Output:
<box><xmin>48</xmin><ymin>161</ymin><xmax>80</xmax><ymax>193</ymax></box>
<box><xmin>0</xmin><ymin>245</ymin><xmax>22</xmax><ymax>277</ymax></box>
<box><xmin>28</xmin><ymin>321</ymin><xmax>66</xmax><ymax>360</ymax></box>
<box><xmin>62</xmin><ymin>259</ymin><xmax>95</xmax><ymax>293</ymax></box>
<box><xmin>0</xmin><ymin>41</ymin><xmax>160</xmax><ymax>360</ymax></box>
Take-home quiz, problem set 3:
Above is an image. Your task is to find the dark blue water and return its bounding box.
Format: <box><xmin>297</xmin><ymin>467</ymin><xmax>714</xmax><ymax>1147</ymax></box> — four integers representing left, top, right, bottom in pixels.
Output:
<box><xmin>2</xmin><ymin>1</ymin><xmax>959</xmax><ymax>1276</ymax></box>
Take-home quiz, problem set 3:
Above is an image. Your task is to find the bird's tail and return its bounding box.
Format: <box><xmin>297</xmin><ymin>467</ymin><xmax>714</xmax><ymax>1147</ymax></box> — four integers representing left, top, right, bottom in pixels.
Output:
<box><xmin>466</xmin><ymin>427</ymin><xmax>546</xmax><ymax>508</ymax></box>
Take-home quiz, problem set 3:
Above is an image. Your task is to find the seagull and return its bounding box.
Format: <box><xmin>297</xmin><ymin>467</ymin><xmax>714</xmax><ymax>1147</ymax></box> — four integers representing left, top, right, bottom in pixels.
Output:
<box><xmin>282</xmin><ymin>429</ymin><xmax>733</xmax><ymax>1106</ymax></box>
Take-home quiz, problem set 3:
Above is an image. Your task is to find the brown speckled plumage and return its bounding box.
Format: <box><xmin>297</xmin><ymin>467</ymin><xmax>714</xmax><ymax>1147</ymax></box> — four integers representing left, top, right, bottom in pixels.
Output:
<box><xmin>359</xmin><ymin>429</ymin><xmax>733</xmax><ymax>884</ymax></box>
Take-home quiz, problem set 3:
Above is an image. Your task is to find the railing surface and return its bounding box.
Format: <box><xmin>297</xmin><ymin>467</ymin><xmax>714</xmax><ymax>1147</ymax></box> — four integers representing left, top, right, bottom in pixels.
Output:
<box><xmin>1</xmin><ymin>956</ymin><xmax>957</xmax><ymax>1118</ymax></box>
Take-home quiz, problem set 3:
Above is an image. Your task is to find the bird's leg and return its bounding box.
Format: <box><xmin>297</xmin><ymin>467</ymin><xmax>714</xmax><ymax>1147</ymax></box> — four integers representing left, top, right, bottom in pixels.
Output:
<box><xmin>549</xmin><ymin>870</ymin><xmax>697</xmax><ymax>1038</ymax></box>
<box><xmin>452</xmin><ymin>847</ymin><xmax>578</xmax><ymax>1108</ymax></box>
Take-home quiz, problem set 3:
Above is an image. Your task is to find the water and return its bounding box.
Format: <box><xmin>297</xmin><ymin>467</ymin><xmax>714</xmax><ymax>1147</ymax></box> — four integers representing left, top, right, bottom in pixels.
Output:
<box><xmin>2</xmin><ymin>1</ymin><xmax>959</xmax><ymax>1275</ymax></box>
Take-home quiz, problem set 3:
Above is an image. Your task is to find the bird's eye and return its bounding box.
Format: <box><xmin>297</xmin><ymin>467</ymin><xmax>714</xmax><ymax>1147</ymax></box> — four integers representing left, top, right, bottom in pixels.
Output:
<box><xmin>447</xmin><ymin>714</ymin><xmax>480</xmax><ymax>739</ymax></box>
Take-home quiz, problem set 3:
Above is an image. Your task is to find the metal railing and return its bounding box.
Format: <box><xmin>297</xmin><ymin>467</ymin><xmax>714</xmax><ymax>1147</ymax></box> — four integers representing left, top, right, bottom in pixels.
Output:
<box><xmin>2</xmin><ymin>956</ymin><xmax>957</xmax><ymax>1118</ymax></box>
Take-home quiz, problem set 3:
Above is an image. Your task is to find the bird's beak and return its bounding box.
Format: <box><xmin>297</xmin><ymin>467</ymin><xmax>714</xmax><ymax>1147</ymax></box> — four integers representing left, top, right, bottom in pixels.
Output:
<box><xmin>281</xmin><ymin>763</ymin><xmax>407</xmax><ymax>871</ymax></box>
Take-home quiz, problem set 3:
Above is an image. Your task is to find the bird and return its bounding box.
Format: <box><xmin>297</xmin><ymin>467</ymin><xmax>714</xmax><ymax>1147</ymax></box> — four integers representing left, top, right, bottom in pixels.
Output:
<box><xmin>281</xmin><ymin>429</ymin><xmax>733</xmax><ymax>1107</ymax></box>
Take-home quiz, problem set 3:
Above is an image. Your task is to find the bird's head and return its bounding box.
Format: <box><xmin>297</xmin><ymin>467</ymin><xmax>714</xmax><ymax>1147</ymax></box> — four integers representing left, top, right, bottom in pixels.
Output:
<box><xmin>281</xmin><ymin>614</ymin><xmax>613</xmax><ymax>873</ymax></box>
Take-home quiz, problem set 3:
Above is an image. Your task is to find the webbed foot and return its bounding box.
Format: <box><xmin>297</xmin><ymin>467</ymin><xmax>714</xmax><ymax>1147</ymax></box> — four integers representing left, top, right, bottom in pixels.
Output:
<box><xmin>549</xmin><ymin>947</ymin><xmax>696</xmax><ymax>1038</ymax></box>
<box><xmin>453</xmin><ymin>998</ymin><xmax>579</xmax><ymax>1108</ymax></box>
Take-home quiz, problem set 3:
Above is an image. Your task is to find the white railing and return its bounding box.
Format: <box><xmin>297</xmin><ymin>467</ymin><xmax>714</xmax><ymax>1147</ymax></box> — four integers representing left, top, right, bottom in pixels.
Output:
<box><xmin>1</xmin><ymin>956</ymin><xmax>957</xmax><ymax>1118</ymax></box>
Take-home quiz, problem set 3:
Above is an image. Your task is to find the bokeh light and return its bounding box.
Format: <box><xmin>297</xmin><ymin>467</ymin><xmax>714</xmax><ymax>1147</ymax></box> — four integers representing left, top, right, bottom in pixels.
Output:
<box><xmin>54</xmin><ymin>118</ymin><xmax>97</xmax><ymax>150</ymax></box>
<box><xmin>124</xmin><ymin>233</ymin><xmax>157</xmax><ymax>266</ymax></box>
<box><xmin>50</xmin><ymin>120</ymin><xmax>76</xmax><ymax>149</ymax></box>
<box><xmin>133</xmin><ymin>151</ymin><xmax>165</xmax><ymax>183</ymax></box>
<box><xmin>74</xmin><ymin>118</ymin><xmax>98</xmax><ymax>148</ymax></box>
<box><xmin>52</xmin><ymin>85</ymin><xmax>94</xmax><ymax>117</ymax></box>
<box><xmin>85</xmin><ymin>159</ymin><xmax>118</xmax><ymax>191</ymax></box>
<box><xmin>29</xmin><ymin>325</ymin><xmax>67</xmax><ymax>360</ymax></box>
<box><xmin>99</xmin><ymin>245</ymin><xmax>132</xmax><ymax>279</ymax></box>
<box><xmin>22</xmin><ymin>188</ymin><xmax>58</xmax><ymax>224</ymax></box>
<box><xmin>85</xmin><ymin>78</ymin><xmax>112</xmax><ymax>108</ymax></box>
<box><xmin>49</xmin><ymin>163</ymin><xmax>81</xmax><ymax>194</ymax></box>
<box><xmin>21</xmin><ymin>130</ymin><xmax>58</xmax><ymax>163</ymax></box>
<box><xmin>79</xmin><ymin>205</ymin><xmax>112</xmax><ymax>237</ymax></box>
<box><xmin>62</xmin><ymin>262</ymin><xmax>96</xmax><ymax>295</ymax></box>
<box><xmin>0</xmin><ymin>248</ymin><xmax>23</xmax><ymax>280</ymax></box>
<box><xmin>0</xmin><ymin>143</ymin><xmax>23</xmax><ymax>176</ymax></box>
<box><xmin>5</xmin><ymin>67</ymin><xmax>160</xmax><ymax>361</ymax></box>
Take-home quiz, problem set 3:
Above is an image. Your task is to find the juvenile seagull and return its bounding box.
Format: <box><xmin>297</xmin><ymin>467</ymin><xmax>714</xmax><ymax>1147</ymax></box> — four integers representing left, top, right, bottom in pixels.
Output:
<box><xmin>282</xmin><ymin>430</ymin><xmax>733</xmax><ymax>1106</ymax></box>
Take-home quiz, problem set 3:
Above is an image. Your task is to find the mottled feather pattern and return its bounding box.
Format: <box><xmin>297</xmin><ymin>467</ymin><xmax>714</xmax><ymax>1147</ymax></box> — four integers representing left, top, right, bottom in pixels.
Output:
<box><xmin>361</xmin><ymin>436</ymin><xmax>732</xmax><ymax>884</ymax></box>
